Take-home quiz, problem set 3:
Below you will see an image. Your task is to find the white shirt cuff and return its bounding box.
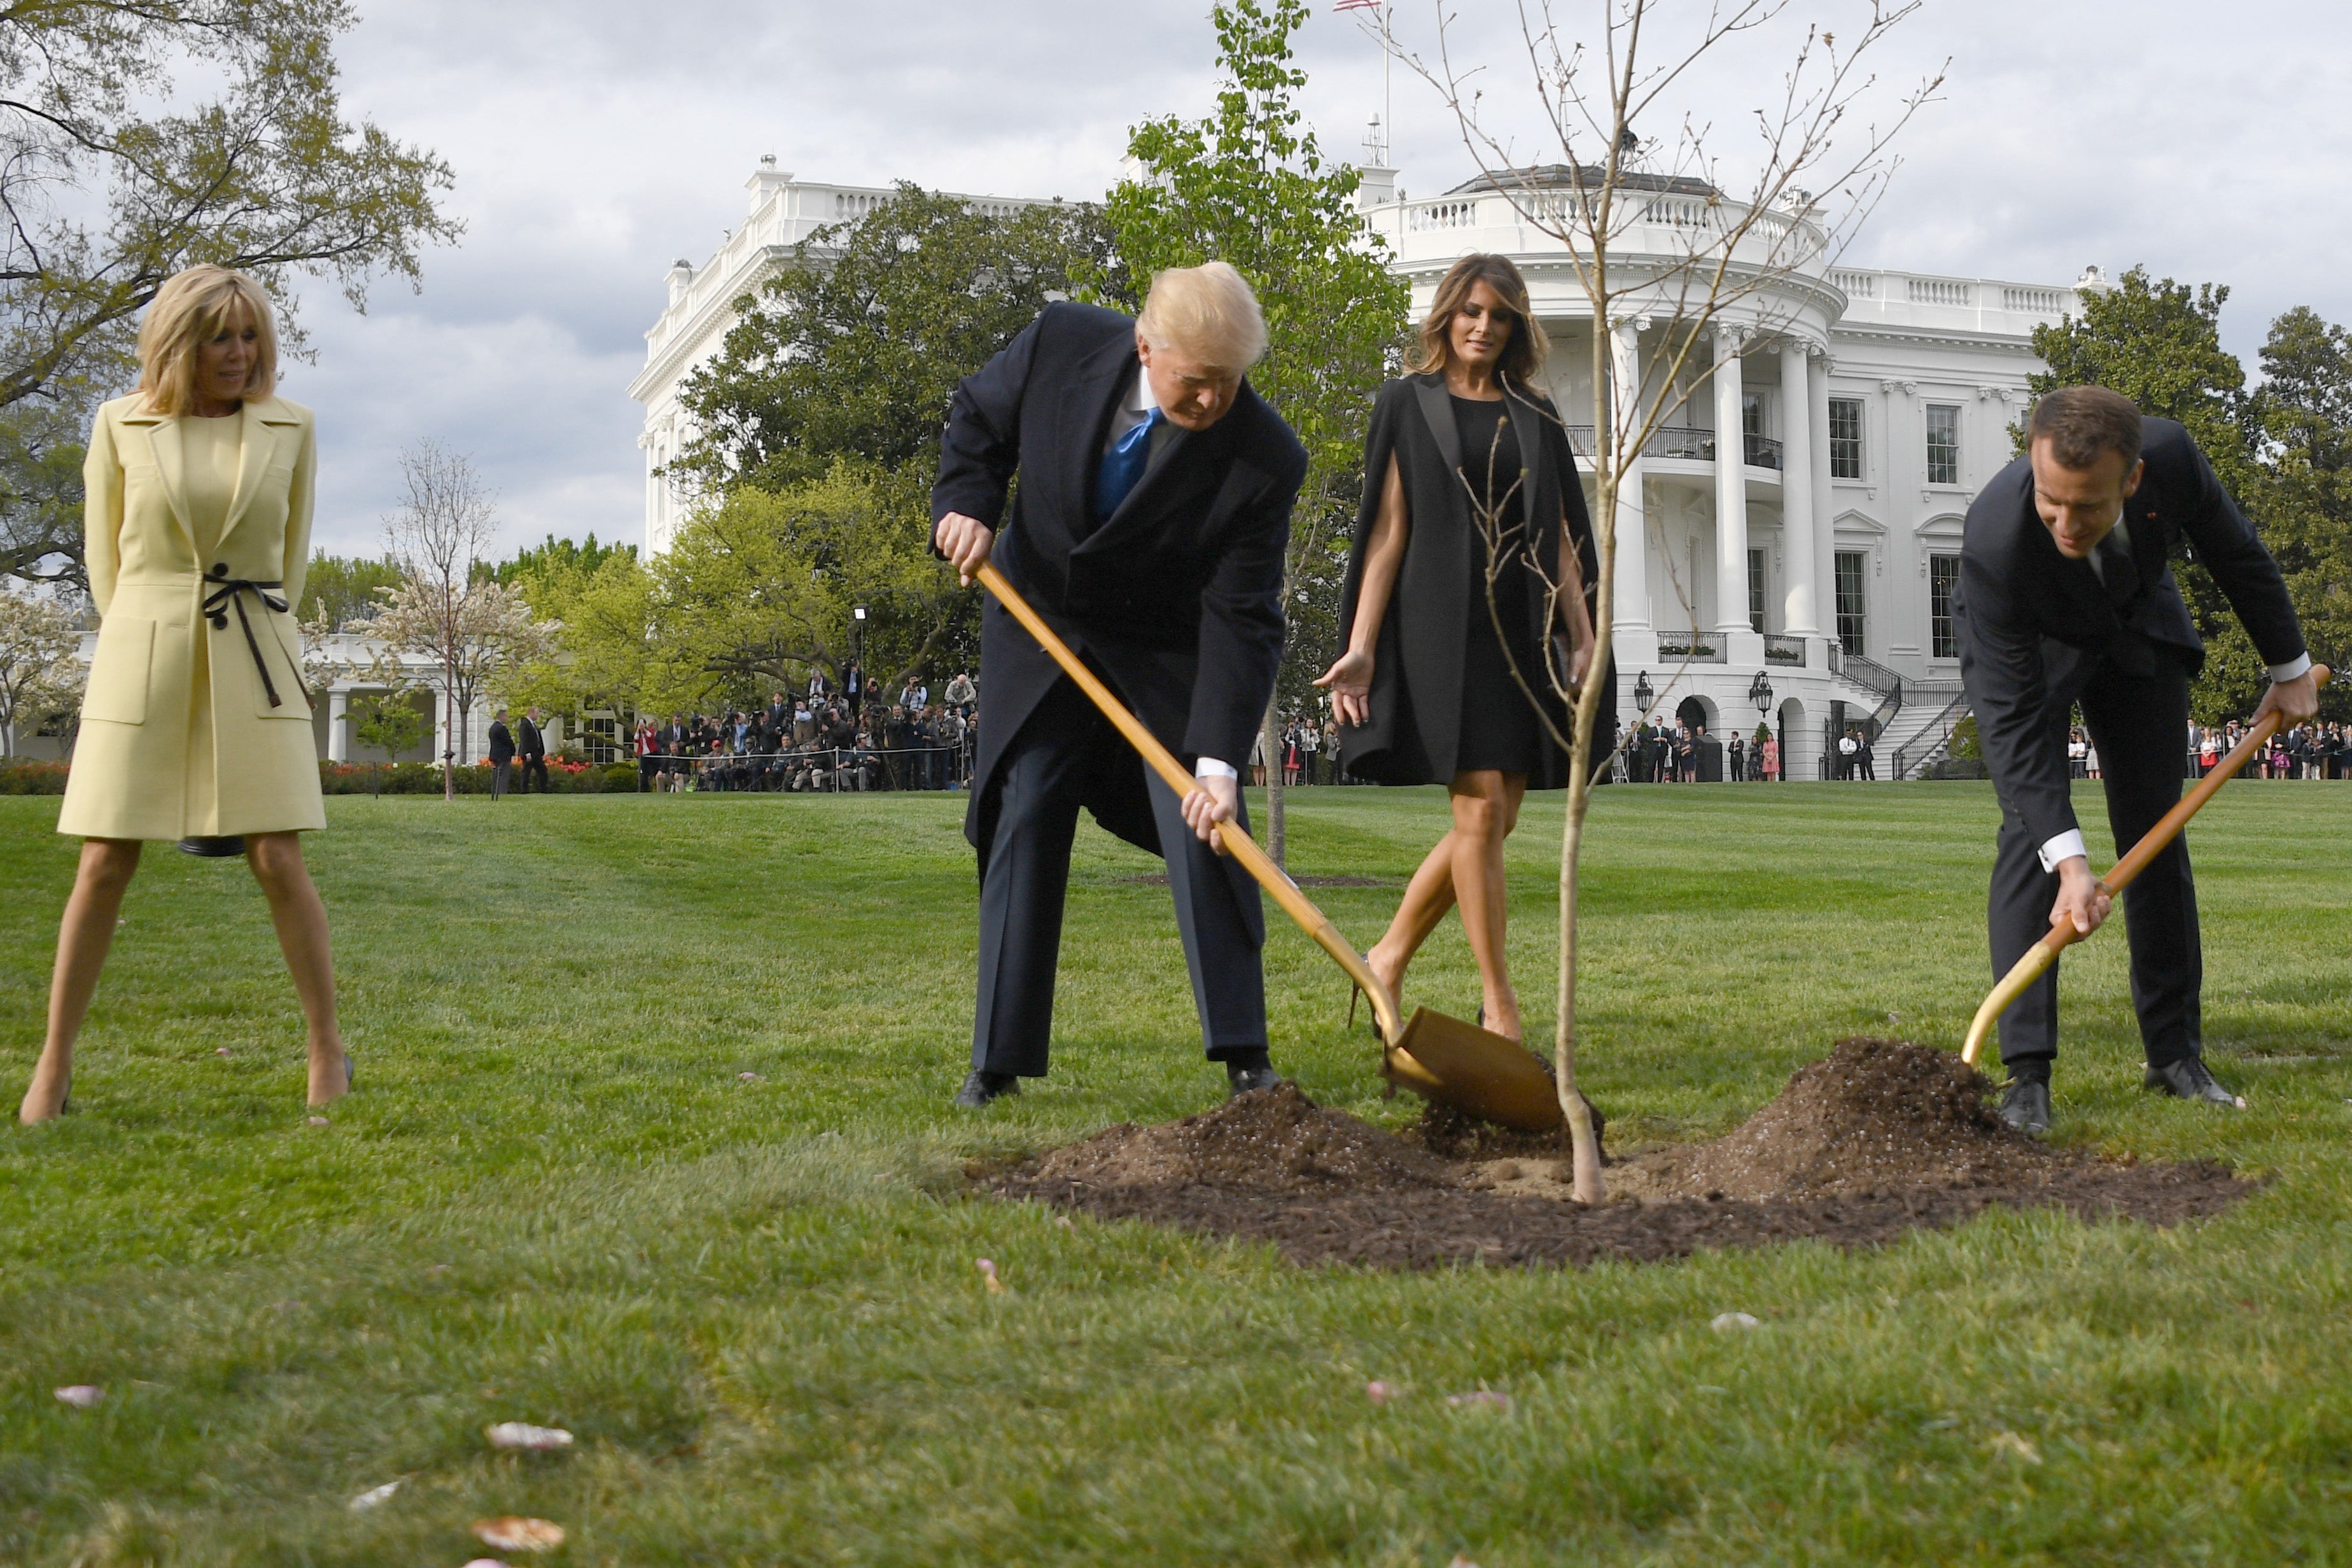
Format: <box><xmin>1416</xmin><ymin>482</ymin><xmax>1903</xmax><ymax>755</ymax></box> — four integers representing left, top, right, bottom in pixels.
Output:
<box><xmin>2269</xmin><ymin>652</ymin><xmax>2314</xmax><ymax>683</ymax></box>
<box><xmin>1194</xmin><ymin>757</ymin><xmax>1238</xmax><ymax>782</ymax></box>
<box><xmin>2037</xmin><ymin>829</ymin><xmax>2088</xmax><ymax>874</ymax></box>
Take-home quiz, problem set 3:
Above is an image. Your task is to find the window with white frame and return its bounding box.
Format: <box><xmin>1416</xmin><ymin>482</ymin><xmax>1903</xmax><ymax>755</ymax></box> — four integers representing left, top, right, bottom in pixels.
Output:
<box><xmin>1747</xmin><ymin>548</ymin><xmax>1767</xmax><ymax>633</ymax></box>
<box><xmin>1835</xmin><ymin>550</ymin><xmax>1868</xmax><ymax>655</ymax></box>
<box><xmin>1929</xmin><ymin>554</ymin><xmax>1960</xmax><ymax>659</ymax></box>
<box><xmin>1925</xmin><ymin>403</ymin><xmax>1961</xmax><ymax>486</ymax></box>
<box><xmin>1828</xmin><ymin>397</ymin><xmax>1864</xmax><ymax>479</ymax></box>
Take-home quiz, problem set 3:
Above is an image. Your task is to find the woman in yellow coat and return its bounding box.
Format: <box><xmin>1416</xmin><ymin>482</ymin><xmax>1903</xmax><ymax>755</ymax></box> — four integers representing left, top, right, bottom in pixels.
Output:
<box><xmin>18</xmin><ymin>266</ymin><xmax>350</xmax><ymax>1124</ymax></box>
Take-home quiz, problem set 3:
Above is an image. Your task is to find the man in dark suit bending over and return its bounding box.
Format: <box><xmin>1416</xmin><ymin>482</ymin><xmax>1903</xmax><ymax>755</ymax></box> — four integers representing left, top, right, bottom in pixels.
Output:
<box><xmin>1957</xmin><ymin>386</ymin><xmax>2317</xmax><ymax>1134</ymax></box>
<box><xmin>932</xmin><ymin>262</ymin><xmax>1307</xmax><ymax>1109</ymax></box>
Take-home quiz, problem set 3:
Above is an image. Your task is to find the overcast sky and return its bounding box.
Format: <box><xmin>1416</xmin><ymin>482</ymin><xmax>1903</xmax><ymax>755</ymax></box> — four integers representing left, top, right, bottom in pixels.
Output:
<box><xmin>280</xmin><ymin>0</ymin><xmax>2352</xmax><ymax>560</ymax></box>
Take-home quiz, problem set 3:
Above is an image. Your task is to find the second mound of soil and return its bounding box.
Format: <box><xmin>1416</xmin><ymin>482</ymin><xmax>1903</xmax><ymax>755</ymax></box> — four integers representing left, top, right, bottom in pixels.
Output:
<box><xmin>988</xmin><ymin>1039</ymin><xmax>2259</xmax><ymax>1271</ymax></box>
<box><xmin>1631</xmin><ymin>1036</ymin><xmax>2043</xmax><ymax>1200</ymax></box>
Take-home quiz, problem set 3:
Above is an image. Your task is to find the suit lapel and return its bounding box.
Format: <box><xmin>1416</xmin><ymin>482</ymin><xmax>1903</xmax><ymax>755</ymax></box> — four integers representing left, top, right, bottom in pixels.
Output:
<box><xmin>1413</xmin><ymin>375</ymin><xmax>1462</xmax><ymax>473</ymax></box>
<box><xmin>1074</xmin><ymin>417</ymin><xmax>1228</xmax><ymax>558</ymax></box>
<box><xmin>143</xmin><ymin>416</ymin><xmax>199</xmax><ymax>554</ymax></box>
<box><xmin>213</xmin><ymin>400</ymin><xmax>280</xmax><ymax>556</ymax></box>
<box><xmin>1060</xmin><ymin>335</ymin><xmax>1140</xmax><ymax>528</ymax></box>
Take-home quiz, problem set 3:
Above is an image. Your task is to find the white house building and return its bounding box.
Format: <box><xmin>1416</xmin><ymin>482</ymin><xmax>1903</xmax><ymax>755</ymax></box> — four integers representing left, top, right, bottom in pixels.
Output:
<box><xmin>629</xmin><ymin>159</ymin><xmax>1053</xmax><ymax>556</ymax></box>
<box><xmin>634</xmin><ymin>158</ymin><xmax>2106</xmax><ymax>779</ymax></box>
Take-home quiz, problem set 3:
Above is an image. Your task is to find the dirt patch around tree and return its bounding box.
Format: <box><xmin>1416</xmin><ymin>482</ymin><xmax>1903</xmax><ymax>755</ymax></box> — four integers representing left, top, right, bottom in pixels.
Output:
<box><xmin>984</xmin><ymin>1038</ymin><xmax>2260</xmax><ymax>1271</ymax></box>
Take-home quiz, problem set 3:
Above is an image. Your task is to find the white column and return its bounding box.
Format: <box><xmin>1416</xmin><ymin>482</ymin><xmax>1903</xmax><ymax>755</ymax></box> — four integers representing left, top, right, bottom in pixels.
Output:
<box><xmin>1812</xmin><ymin>355</ymin><xmax>1838</xmax><ymax>665</ymax></box>
<box><xmin>1607</xmin><ymin>320</ymin><xmax>1651</xmax><ymax>643</ymax></box>
<box><xmin>1778</xmin><ymin>339</ymin><xmax>1819</xmax><ymax>639</ymax></box>
<box><xmin>328</xmin><ymin>687</ymin><xmax>349</xmax><ymax>762</ymax></box>
<box><xmin>1713</xmin><ymin>329</ymin><xmax>1749</xmax><ymax>636</ymax></box>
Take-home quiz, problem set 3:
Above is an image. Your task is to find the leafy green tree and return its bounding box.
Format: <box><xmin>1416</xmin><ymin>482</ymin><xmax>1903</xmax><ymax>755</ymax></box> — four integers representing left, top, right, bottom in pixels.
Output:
<box><xmin>2026</xmin><ymin>269</ymin><xmax>2271</xmax><ymax>720</ymax></box>
<box><xmin>349</xmin><ymin>690</ymin><xmax>426</xmax><ymax>795</ymax></box>
<box><xmin>1107</xmin><ymin>0</ymin><xmax>1410</xmax><ymax>857</ymax></box>
<box><xmin>560</xmin><ymin>463</ymin><xmax>955</xmax><ymax>717</ymax></box>
<box><xmin>675</xmin><ymin>188</ymin><xmax>1124</xmax><ymax>496</ymax></box>
<box><xmin>299</xmin><ymin>551</ymin><xmax>403</xmax><ymax>632</ymax></box>
<box><xmin>0</xmin><ymin>1</ymin><xmax>460</xmax><ymax>589</ymax></box>
<box><xmin>492</xmin><ymin>533</ymin><xmax>636</xmax><ymax>593</ymax></box>
<box><xmin>2249</xmin><ymin>307</ymin><xmax>2352</xmax><ymax>717</ymax></box>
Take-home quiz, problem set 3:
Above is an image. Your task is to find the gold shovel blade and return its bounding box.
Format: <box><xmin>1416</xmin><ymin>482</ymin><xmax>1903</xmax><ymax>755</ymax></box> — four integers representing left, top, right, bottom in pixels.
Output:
<box><xmin>1384</xmin><ymin>1007</ymin><xmax>1565</xmax><ymax>1131</ymax></box>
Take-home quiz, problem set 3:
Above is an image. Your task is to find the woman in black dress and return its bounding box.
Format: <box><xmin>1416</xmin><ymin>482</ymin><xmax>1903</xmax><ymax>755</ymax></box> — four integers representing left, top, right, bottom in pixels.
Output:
<box><xmin>1317</xmin><ymin>255</ymin><xmax>1604</xmax><ymax>1042</ymax></box>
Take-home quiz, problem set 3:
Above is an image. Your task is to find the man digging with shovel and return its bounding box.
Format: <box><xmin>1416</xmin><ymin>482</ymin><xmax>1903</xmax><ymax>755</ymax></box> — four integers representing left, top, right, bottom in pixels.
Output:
<box><xmin>1957</xmin><ymin>386</ymin><xmax>2318</xmax><ymax>1135</ymax></box>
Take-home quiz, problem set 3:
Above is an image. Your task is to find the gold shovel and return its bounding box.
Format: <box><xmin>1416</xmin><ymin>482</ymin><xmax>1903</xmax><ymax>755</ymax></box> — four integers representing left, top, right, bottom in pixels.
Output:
<box><xmin>977</xmin><ymin>563</ymin><xmax>1565</xmax><ymax>1130</ymax></box>
<box><xmin>1962</xmin><ymin>663</ymin><xmax>2330</xmax><ymax>1065</ymax></box>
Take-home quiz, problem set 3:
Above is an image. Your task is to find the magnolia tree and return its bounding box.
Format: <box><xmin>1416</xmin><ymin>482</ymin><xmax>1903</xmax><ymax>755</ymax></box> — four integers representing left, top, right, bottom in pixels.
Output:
<box><xmin>0</xmin><ymin>586</ymin><xmax>81</xmax><ymax>755</ymax></box>
<box><xmin>372</xmin><ymin>442</ymin><xmax>554</xmax><ymax>799</ymax></box>
<box><xmin>1382</xmin><ymin>0</ymin><xmax>1941</xmax><ymax>1200</ymax></box>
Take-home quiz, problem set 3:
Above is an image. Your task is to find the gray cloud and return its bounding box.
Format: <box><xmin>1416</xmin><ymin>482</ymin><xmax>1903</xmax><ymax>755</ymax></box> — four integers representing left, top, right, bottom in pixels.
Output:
<box><xmin>281</xmin><ymin>0</ymin><xmax>2352</xmax><ymax>559</ymax></box>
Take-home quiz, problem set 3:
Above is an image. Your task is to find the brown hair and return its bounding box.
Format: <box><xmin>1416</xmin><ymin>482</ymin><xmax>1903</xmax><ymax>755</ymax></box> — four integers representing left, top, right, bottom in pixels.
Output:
<box><xmin>2028</xmin><ymin>385</ymin><xmax>2142</xmax><ymax>471</ymax></box>
<box><xmin>136</xmin><ymin>265</ymin><xmax>279</xmax><ymax>417</ymax></box>
<box><xmin>1408</xmin><ymin>254</ymin><xmax>1549</xmax><ymax>384</ymax></box>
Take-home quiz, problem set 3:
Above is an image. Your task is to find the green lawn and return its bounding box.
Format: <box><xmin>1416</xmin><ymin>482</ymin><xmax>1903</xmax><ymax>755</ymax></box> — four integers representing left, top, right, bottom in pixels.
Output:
<box><xmin>4</xmin><ymin>780</ymin><xmax>2351</xmax><ymax>1566</ymax></box>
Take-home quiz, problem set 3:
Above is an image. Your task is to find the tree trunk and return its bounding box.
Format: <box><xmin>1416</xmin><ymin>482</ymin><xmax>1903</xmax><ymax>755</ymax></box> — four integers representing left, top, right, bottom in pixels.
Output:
<box><xmin>1261</xmin><ymin>697</ymin><xmax>1285</xmax><ymax>868</ymax></box>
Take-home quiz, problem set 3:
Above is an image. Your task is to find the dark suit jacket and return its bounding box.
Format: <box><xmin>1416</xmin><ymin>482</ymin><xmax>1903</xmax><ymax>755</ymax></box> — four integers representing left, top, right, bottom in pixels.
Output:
<box><xmin>517</xmin><ymin>717</ymin><xmax>544</xmax><ymax>759</ymax></box>
<box><xmin>933</xmin><ymin>301</ymin><xmax>1307</xmax><ymax>856</ymax></box>
<box><xmin>1955</xmin><ymin>417</ymin><xmax>2305</xmax><ymax>848</ymax></box>
<box><xmin>487</xmin><ymin>720</ymin><xmax>515</xmax><ymax>764</ymax></box>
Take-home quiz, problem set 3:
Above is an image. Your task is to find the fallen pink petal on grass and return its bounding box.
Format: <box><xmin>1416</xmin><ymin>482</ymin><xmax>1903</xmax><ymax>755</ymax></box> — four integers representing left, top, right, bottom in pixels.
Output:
<box><xmin>1364</xmin><ymin>1380</ymin><xmax>1395</xmax><ymax>1404</ymax></box>
<box><xmin>472</xmin><ymin>1516</ymin><xmax>565</xmax><ymax>1551</ymax></box>
<box><xmin>1445</xmin><ymin>1390</ymin><xmax>1511</xmax><ymax>1412</ymax></box>
<box><xmin>976</xmin><ymin>1258</ymin><xmax>1005</xmax><ymax>1293</ymax></box>
<box><xmin>484</xmin><ymin>1422</ymin><xmax>573</xmax><ymax>1452</ymax></box>
<box><xmin>53</xmin><ymin>1385</ymin><xmax>101</xmax><ymax>1408</ymax></box>
<box><xmin>306</xmin><ymin>1116</ymin><xmax>329</xmax><ymax>1127</ymax></box>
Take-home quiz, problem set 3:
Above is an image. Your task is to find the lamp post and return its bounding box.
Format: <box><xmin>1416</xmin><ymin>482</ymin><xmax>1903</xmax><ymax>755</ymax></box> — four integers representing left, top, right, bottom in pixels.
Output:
<box><xmin>851</xmin><ymin>604</ymin><xmax>868</xmax><ymax>712</ymax></box>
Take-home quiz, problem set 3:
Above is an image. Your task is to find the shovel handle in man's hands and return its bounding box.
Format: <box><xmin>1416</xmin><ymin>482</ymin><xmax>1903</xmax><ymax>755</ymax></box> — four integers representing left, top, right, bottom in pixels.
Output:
<box><xmin>934</xmin><ymin>512</ymin><xmax>994</xmax><ymax>586</ymax></box>
<box><xmin>1180</xmin><ymin>772</ymin><xmax>1238</xmax><ymax>854</ymax></box>
<box><xmin>2049</xmin><ymin>857</ymin><xmax>2114</xmax><ymax>938</ymax></box>
<box><xmin>2253</xmin><ymin>667</ymin><xmax>2322</xmax><ymax>727</ymax></box>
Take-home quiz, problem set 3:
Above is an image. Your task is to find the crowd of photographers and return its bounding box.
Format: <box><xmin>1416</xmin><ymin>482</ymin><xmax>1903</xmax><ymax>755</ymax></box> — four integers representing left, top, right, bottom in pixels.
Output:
<box><xmin>632</xmin><ymin>671</ymin><xmax>977</xmax><ymax>793</ymax></box>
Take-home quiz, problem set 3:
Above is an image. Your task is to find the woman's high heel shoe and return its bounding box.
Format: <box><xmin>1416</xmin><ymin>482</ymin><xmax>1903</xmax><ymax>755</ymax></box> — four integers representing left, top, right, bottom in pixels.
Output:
<box><xmin>1347</xmin><ymin>981</ymin><xmax>1387</xmax><ymax>1043</ymax></box>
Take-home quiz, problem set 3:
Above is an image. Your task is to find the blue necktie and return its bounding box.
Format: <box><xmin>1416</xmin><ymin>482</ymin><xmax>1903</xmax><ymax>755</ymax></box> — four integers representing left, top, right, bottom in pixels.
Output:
<box><xmin>1094</xmin><ymin>407</ymin><xmax>1161</xmax><ymax>521</ymax></box>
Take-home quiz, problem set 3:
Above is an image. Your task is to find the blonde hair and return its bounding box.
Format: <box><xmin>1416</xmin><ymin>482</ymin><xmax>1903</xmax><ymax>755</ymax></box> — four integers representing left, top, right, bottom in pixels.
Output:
<box><xmin>136</xmin><ymin>265</ymin><xmax>279</xmax><ymax>416</ymax></box>
<box><xmin>1408</xmin><ymin>254</ymin><xmax>1549</xmax><ymax>384</ymax></box>
<box><xmin>1137</xmin><ymin>261</ymin><xmax>1268</xmax><ymax>371</ymax></box>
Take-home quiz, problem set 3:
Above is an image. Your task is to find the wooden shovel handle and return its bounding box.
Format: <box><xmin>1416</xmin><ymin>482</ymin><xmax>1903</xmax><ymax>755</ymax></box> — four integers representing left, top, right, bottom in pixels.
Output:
<box><xmin>1961</xmin><ymin>663</ymin><xmax>2330</xmax><ymax>1063</ymax></box>
<box><xmin>976</xmin><ymin>563</ymin><xmax>1404</xmax><ymax>1042</ymax></box>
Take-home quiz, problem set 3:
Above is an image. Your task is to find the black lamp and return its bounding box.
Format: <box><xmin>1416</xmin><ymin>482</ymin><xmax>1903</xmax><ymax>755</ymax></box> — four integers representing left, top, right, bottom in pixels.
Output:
<box><xmin>1749</xmin><ymin>668</ymin><xmax>1775</xmax><ymax>714</ymax></box>
<box><xmin>1632</xmin><ymin>669</ymin><xmax>1655</xmax><ymax>713</ymax></box>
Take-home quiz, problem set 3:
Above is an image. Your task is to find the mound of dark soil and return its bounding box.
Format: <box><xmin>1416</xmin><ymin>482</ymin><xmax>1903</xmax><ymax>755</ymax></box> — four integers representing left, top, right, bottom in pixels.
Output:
<box><xmin>1030</xmin><ymin>1081</ymin><xmax>1449</xmax><ymax>1192</ymax></box>
<box><xmin>987</xmin><ymin>1040</ymin><xmax>2260</xmax><ymax>1271</ymax></box>
<box><xmin>1635</xmin><ymin>1037</ymin><xmax>2040</xmax><ymax>1200</ymax></box>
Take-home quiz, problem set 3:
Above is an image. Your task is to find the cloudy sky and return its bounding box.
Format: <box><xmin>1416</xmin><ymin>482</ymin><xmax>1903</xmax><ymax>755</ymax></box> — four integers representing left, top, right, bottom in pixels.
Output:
<box><xmin>282</xmin><ymin>0</ymin><xmax>2352</xmax><ymax>559</ymax></box>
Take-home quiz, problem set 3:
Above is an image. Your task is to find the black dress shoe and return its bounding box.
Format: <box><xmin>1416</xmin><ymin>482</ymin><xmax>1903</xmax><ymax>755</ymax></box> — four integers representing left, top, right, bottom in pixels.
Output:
<box><xmin>1997</xmin><ymin>1077</ymin><xmax>2051</xmax><ymax>1136</ymax></box>
<box><xmin>2145</xmin><ymin>1055</ymin><xmax>2243</xmax><ymax>1108</ymax></box>
<box><xmin>1226</xmin><ymin>1064</ymin><xmax>1283</xmax><ymax>1097</ymax></box>
<box><xmin>952</xmin><ymin>1070</ymin><xmax>1019</xmax><ymax>1109</ymax></box>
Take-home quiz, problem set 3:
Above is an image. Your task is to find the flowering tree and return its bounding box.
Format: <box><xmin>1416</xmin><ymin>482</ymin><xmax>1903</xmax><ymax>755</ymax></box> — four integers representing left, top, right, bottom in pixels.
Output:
<box><xmin>372</xmin><ymin>442</ymin><xmax>554</xmax><ymax>799</ymax></box>
<box><xmin>0</xmin><ymin>586</ymin><xmax>81</xmax><ymax>755</ymax></box>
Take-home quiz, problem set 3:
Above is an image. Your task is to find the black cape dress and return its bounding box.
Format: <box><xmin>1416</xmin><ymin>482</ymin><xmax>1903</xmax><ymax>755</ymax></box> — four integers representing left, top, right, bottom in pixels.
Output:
<box><xmin>1335</xmin><ymin>372</ymin><xmax>1611</xmax><ymax>789</ymax></box>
